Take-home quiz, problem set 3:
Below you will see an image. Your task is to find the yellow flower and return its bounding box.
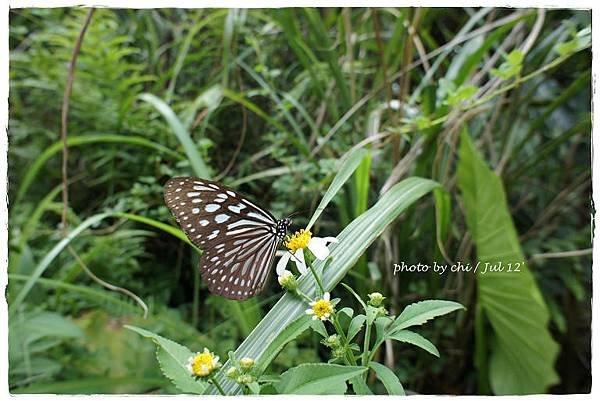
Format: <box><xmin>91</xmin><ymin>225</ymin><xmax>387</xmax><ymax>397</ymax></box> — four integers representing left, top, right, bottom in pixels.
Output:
<box><xmin>305</xmin><ymin>292</ymin><xmax>334</xmax><ymax>321</ymax></box>
<box><xmin>277</xmin><ymin>230</ymin><xmax>338</xmax><ymax>276</ymax></box>
<box><xmin>186</xmin><ymin>348</ymin><xmax>221</xmax><ymax>377</ymax></box>
<box><xmin>284</xmin><ymin>229</ymin><xmax>312</xmax><ymax>252</ymax></box>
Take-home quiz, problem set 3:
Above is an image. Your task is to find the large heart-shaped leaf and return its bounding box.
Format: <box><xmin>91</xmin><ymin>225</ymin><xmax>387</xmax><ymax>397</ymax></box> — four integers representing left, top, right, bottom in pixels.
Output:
<box><xmin>457</xmin><ymin>129</ymin><xmax>559</xmax><ymax>394</ymax></box>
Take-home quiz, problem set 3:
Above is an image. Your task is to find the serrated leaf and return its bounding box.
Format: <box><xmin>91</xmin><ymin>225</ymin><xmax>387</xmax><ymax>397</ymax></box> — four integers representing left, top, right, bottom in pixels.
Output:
<box><xmin>125</xmin><ymin>325</ymin><xmax>206</xmax><ymax>394</ymax></box>
<box><xmin>275</xmin><ymin>363</ymin><xmax>367</xmax><ymax>395</ymax></box>
<box><xmin>368</xmin><ymin>362</ymin><xmax>405</xmax><ymax>395</ymax></box>
<box><xmin>388</xmin><ymin>300</ymin><xmax>465</xmax><ymax>333</ymax></box>
<box><xmin>388</xmin><ymin>329</ymin><xmax>440</xmax><ymax>357</ymax></box>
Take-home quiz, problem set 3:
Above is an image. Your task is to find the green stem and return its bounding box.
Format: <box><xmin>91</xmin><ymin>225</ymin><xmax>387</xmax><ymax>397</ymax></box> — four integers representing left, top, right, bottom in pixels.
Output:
<box><xmin>210</xmin><ymin>376</ymin><xmax>227</xmax><ymax>396</ymax></box>
<box><xmin>307</xmin><ymin>259</ymin><xmax>325</xmax><ymax>296</ymax></box>
<box><xmin>332</xmin><ymin>315</ymin><xmax>357</xmax><ymax>366</ymax></box>
<box><xmin>361</xmin><ymin>321</ymin><xmax>372</xmax><ymax>366</ymax></box>
<box><xmin>296</xmin><ymin>289</ymin><xmax>314</xmax><ymax>303</ymax></box>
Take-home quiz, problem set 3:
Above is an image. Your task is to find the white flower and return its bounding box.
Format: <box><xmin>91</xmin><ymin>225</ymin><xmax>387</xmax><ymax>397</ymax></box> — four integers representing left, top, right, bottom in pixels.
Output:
<box><xmin>276</xmin><ymin>229</ymin><xmax>338</xmax><ymax>276</ymax></box>
<box><xmin>305</xmin><ymin>292</ymin><xmax>334</xmax><ymax>321</ymax></box>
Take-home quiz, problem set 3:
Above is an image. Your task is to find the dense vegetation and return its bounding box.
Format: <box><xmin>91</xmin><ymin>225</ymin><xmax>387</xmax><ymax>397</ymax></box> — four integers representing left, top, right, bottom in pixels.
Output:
<box><xmin>8</xmin><ymin>7</ymin><xmax>591</xmax><ymax>395</ymax></box>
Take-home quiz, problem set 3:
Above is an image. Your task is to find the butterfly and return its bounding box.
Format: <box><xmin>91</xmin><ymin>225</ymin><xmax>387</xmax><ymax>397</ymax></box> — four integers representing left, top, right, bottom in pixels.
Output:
<box><xmin>164</xmin><ymin>177</ymin><xmax>292</xmax><ymax>300</ymax></box>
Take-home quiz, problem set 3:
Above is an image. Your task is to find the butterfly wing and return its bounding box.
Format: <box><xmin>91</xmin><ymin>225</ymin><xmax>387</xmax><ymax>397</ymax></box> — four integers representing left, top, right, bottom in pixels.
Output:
<box><xmin>164</xmin><ymin>177</ymin><xmax>280</xmax><ymax>300</ymax></box>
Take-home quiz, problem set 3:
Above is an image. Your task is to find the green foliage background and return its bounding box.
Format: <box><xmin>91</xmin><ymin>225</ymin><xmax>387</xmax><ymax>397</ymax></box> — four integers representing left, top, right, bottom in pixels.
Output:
<box><xmin>7</xmin><ymin>7</ymin><xmax>591</xmax><ymax>395</ymax></box>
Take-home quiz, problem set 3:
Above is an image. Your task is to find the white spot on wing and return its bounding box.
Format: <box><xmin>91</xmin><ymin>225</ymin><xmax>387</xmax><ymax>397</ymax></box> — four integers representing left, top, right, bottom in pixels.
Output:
<box><xmin>248</xmin><ymin>211</ymin><xmax>275</xmax><ymax>224</ymax></box>
<box><xmin>194</xmin><ymin>185</ymin><xmax>215</xmax><ymax>191</ymax></box>
<box><xmin>205</xmin><ymin>204</ymin><xmax>220</xmax><ymax>212</ymax></box>
<box><xmin>215</xmin><ymin>214</ymin><xmax>230</xmax><ymax>223</ymax></box>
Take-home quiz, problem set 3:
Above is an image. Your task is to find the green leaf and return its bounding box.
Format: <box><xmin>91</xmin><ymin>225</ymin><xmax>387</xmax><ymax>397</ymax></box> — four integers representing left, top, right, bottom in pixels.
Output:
<box><xmin>555</xmin><ymin>27</ymin><xmax>591</xmax><ymax>56</ymax></box>
<box><xmin>491</xmin><ymin>50</ymin><xmax>524</xmax><ymax>80</ymax></box>
<box><xmin>274</xmin><ymin>363</ymin><xmax>367</xmax><ymax>395</ymax></box>
<box><xmin>452</xmin><ymin>20</ymin><xmax>517</xmax><ymax>86</ymax></box>
<box><xmin>372</xmin><ymin>316</ymin><xmax>393</xmax><ymax>352</ymax></box>
<box><xmin>254</xmin><ymin>315</ymin><xmax>312</xmax><ymax>375</ymax></box>
<box><xmin>9</xmin><ymin>212</ymin><xmax>114</xmax><ymax>313</ymax></box>
<box><xmin>433</xmin><ymin>187</ymin><xmax>451</xmax><ymax>259</ymax></box>
<box><xmin>125</xmin><ymin>325</ymin><xmax>207</xmax><ymax>394</ymax></box>
<box><xmin>18</xmin><ymin>311</ymin><xmax>84</xmax><ymax>341</ymax></box>
<box><xmin>207</xmin><ymin>177</ymin><xmax>440</xmax><ymax>394</ymax></box>
<box><xmin>15</xmin><ymin>134</ymin><xmax>184</xmax><ymax>205</ymax></box>
<box><xmin>9</xmin><ymin>274</ymin><xmax>142</xmax><ymax>314</ymax></box>
<box><xmin>247</xmin><ymin>381</ymin><xmax>260</xmax><ymax>395</ymax></box>
<box><xmin>338</xmin><ymin>307</ymin><xmax>354</xmax><ymax>319</ymax></box>
<box><xmin>115</xmin><ymin>212</ymin><xmax>200</xmax><ymax>252</ymax></box>
<box><xmin>139</xmin><ymin>93</ymin><xmax>210</xmax><ymax>178</ymax></box>
<box><xmin>181</xmin><ymin>84</ymin><xmax>224</xmax><ymax>129</ymax></box>
<box><xmin>12</xmin><ymin>377</ymin><xmax>167</xmax><ymax>394</ymax></box>
<box><xmin>368</xmin><ymin>362</ymin><xmax>405</xmax><ymax>395</ymax></box>
<box><xmin>306</xmin><ymin>147</ymin><xmax>369</xmax><ymax>230</ymax></box>
<box><xmin>350</xmin><ymin>376</ymin><xmax>373</xmax><ymax>395</ymax></box>
<box><xmin>506</xmin><ymin>49</ymin><xmax>525</xmax><ymax>65</ymax></box>
<box><xmin>340</xmin><ymin>282</ymin><xmax>367</xmax><ymax>310</ymax></box>
<box><xmin>311</xmin><ymin>319</ymin><xmax>328</xmax><ymax>338</ymax></box>
<box><xmin>347</xmin><ymin>315</ymin><xmax>366</xmax><ymax>342</ymax></box>
<box><xmin>447</xmin><ymin>84</ymin><xmax>478</xmax><ymax>106</ymax></box>
<box><xmin>388</xmin><ymin>329</ymin><xmax>440</xmax><ymax>357</ymax></box>
<box><xmin>457</xmin><ymin>130</ymin><xmax>560</xmax><ymax>394</ymax></box>
<box><xmin>388</xmin><ymin>300</ymin><xmax>465</xmax><ymax>333</ymax></box>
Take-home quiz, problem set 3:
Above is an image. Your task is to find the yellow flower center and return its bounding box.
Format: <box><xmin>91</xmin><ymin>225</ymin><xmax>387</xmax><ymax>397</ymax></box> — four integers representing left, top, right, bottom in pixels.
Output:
<box><xmin>191</xmin><ymin>351</ymin><xmax>216</xmax><ymax>377</ymax></box>
<box><xmin>284</xmin><ymin>229</ymin><xmax>312</xmax><ymax>253</ymax></box>
<box><xmin>312</xmin><ymin>299</ymin><xmax>333</xmax><ymax>319</ymax></box>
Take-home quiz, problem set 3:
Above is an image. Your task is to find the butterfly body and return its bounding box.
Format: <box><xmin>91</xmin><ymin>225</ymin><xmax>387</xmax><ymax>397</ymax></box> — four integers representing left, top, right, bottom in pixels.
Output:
<box><xmin>164</xmin><ymin>177</ymin><xmax>291</xmax><ymax>300</ymax></box>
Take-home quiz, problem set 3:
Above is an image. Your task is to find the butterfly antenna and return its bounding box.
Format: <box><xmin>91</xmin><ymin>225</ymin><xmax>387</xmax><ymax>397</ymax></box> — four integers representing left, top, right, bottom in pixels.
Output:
<box><xmin>286</xmin><ymin>209</ymin><xmax>311</xmax><ymax>219</ymax></box>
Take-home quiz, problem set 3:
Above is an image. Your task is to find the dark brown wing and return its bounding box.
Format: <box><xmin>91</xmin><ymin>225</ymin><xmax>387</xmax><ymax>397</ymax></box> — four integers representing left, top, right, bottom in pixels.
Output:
<box><xmin>164</xmin><ymin>176</ymin><xmax>279</xmax><ymax>300</ymax></box>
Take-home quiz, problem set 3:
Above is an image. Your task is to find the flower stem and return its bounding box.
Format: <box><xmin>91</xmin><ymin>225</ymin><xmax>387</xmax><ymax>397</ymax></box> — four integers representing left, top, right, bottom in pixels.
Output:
<box><xmin>307</xmin><ymin>260</ymin><xmax>325</xmax><ymax>296</ymax></box>
<box><xmin>361</xmin><ymin>321</ymin><xmax>372</xmax><ymax>367</ymax></box>
<box><xmin>210</xmin><ymin>376</ymin><xmax>227</xmax><ymax>396</ymax></box>
<box><xmin>296</xmin><ymin>289</ymin><xmax>314</xmax><ymax>303</ymax></box>
<box><xmin>332</xmin><ymin>315</ymin><xmax>357</xmax><ymax>366</ymax></box>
